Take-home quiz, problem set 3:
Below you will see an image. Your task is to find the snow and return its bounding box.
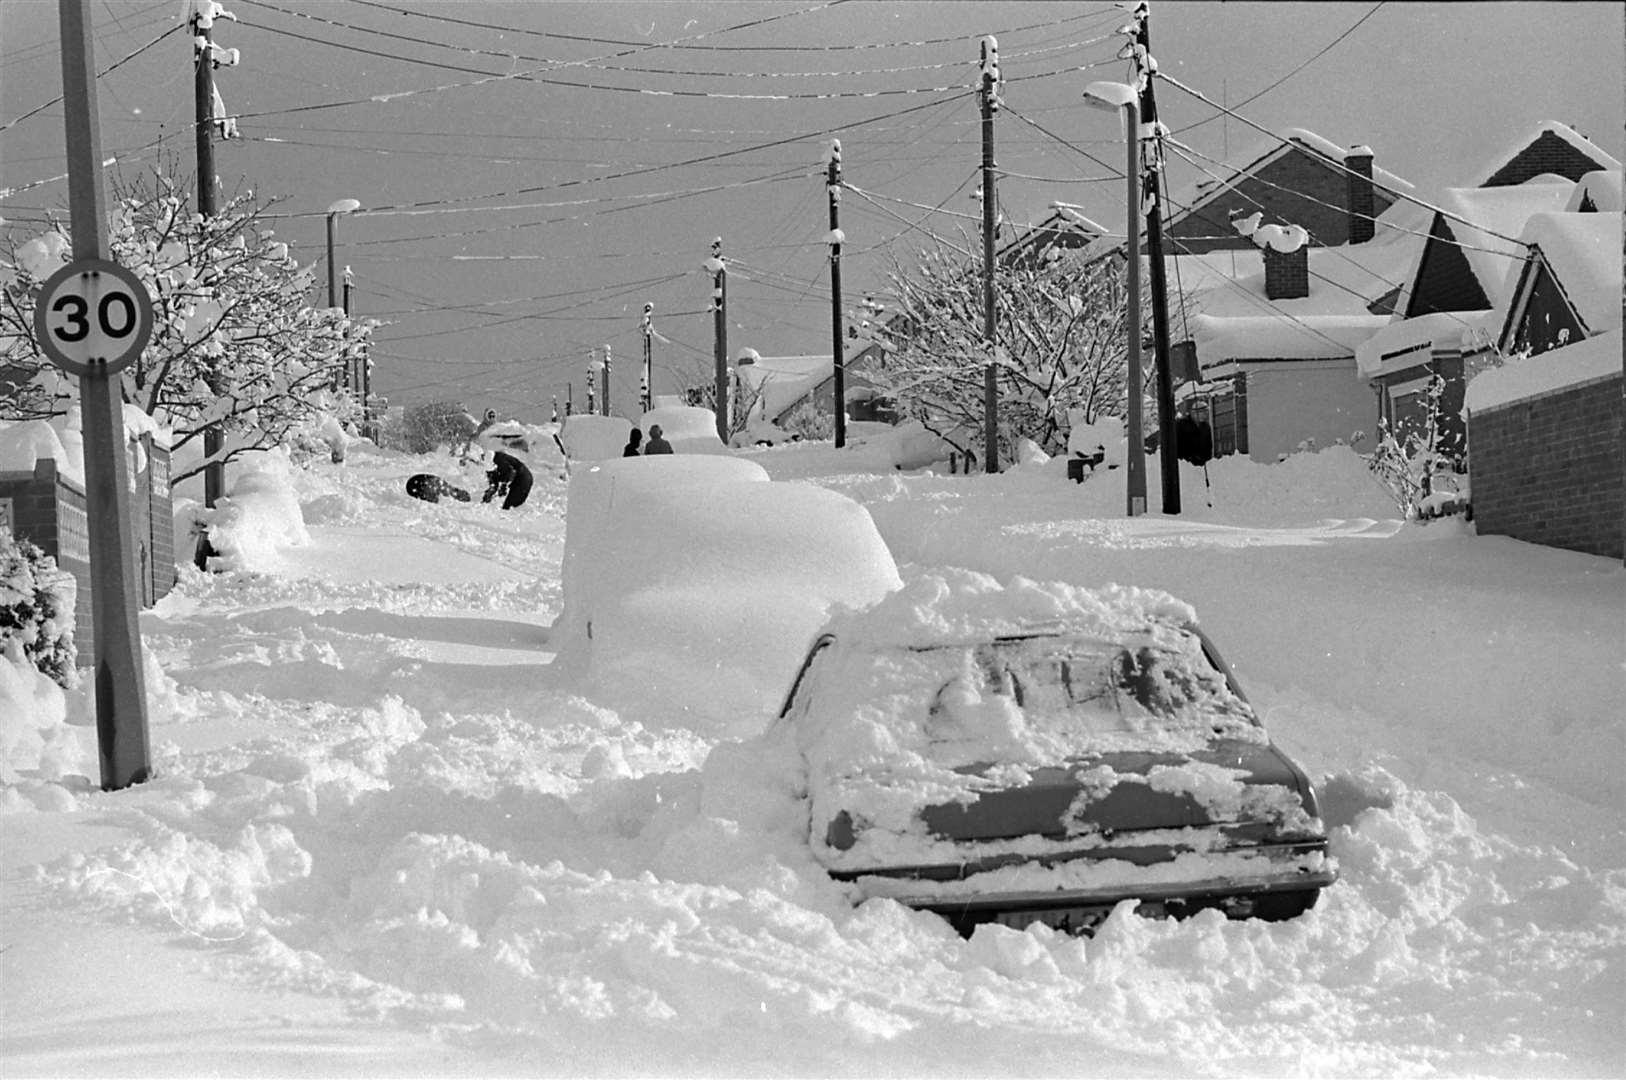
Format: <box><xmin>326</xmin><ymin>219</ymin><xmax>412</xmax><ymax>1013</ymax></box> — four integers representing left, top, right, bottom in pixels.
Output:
<box><xmin>1513</xmin><ymin>211</ymin><xmax>1624</xmax><ymax>334</ymax></box>
<box><xmin>1465</xmin><ymin>328</ymin><xmax>1623</xmax><ymax>413</ymax></box>
<box><xmin>2</xmin><ymin>436</ymin><xmax>1623</xmax><ymax>1077</ymax></box>
<box><xmin>1191</xmin><ymin>312</ymin><xmax>1390</xmax><ymax>362</ymax></box>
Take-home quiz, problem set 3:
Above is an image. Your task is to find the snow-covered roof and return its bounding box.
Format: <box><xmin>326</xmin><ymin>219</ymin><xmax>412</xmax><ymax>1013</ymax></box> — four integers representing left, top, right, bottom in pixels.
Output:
<box><xmin>1169</xmin><ymin>128</ymin><xmax>1414</xmax><ymax>230</ymax></box>
<box><xmin>1567</xmin><ymin>169</ymin><xmax>1623</xmax><ymax>212</ymax></box>
<box><xmin>1190</xmin><ymin>311</ymin><xmax>1389</xmax><ymax>365</ymax></box>
<box><xmin>1355</xmin><ymin>310</ymin><xmax>1499</xmax><ymax>379</ymax></box>
<box><xmin>1443</xmin><ymin>180</ymin><xmax>1576</xmax><ymax>301</ymax></box>
<box><xmin>1465</xmin><ymin>327</ymin><xmax>1622</xmax><ymax>414</ymax></box>
<box><xmin>1170</xmin><ymin>223</ymin><xmax>1421</xmax><ymax>321</ymax></box>
<box><xmin>737</xmin><ymin>354</ymin><xmax>833</xmax><ymax>421</ymax></box>
<box><xmin>1478</xmin><ymin>121</ymin><xmax>1623</xmax><ymax>186</ymax></box>
<box><xmin>1390</xmin><ymin>179</ymin><xmax>1577</xmax><ymax>318</ymax></box>
<box><xmin>1506</xmin><ymin>211</ymin><xmax>1624</xmax><ymax>335</ymax></box>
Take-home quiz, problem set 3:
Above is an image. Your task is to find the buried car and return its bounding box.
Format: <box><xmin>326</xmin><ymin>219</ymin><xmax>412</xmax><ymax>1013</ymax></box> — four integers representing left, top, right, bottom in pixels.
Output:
<box><xmin>773</xmin><ymin>569</ymin><xmax>1336</xmax><ymax>936</ymax></box>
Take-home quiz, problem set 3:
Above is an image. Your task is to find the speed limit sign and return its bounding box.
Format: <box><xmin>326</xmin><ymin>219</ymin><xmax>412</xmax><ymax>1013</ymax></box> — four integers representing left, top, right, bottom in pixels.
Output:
<box><xmin>33</xmin><ymin>258</ymin><xmax>154</xmax><ymax>377</ymax></box>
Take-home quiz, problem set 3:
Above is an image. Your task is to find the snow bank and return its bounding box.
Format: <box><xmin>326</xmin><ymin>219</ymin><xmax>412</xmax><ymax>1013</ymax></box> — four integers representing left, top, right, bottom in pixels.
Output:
<box><xmin>197</xmin><ymin>451</ymin><xmax>312</xmax><ymax>573</ymax></box>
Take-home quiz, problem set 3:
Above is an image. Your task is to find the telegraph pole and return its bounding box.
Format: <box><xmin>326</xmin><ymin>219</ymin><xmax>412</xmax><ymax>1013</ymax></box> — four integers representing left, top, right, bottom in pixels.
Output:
<box><xmin>826</xmin><ymin>139</ymin><xmax>847</xmax><ymax>448</ymax></box>
<box><xmin>979</xmin><ymin>36</ymin><xmax>1000</xmax><ymax>473</ymax></box>
<box><xmin>48</xmin><ymin>0</ymin><xmax>154</xmax><ymax>789</ymax></box>
<box><xmin>1128</xmin><ymin>1</ymin><xmax>1181</xmax><ymax>513</ymax></box>
<box><xmin>709</xmin><ymin>237</ymin><xmax>729</xmax><ymax>442</ymax></box>
<box><xmin>640</xmin><ymin>302</ymin><xmax>653</xmax><ymax>414</ymax></box>
<box><xmin>585</xmin><ymin>355</ymin><xmax>595</xmax><ymax>415</ymax></box>
<box><xmin>600</xmin><ymin>344</ymin><xmax>611</xmax><ymax>416</ymax></box>
<box><xmin>192</xmin><ymin>1</ymin><xmax>222</xmax><ymax>509</ymax></box>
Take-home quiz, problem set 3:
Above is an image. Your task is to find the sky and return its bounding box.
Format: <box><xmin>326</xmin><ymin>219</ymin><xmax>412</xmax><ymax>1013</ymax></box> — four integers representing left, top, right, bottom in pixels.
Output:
<box><xmin>3</xmin><ymin>413</ymin><xmax>1623</xmax><ymax>1075</ymax></box>
<box><xmin>2</xmin><ymin>1</ymin><xmax>1623</xmax><ymax>424</ymax></box>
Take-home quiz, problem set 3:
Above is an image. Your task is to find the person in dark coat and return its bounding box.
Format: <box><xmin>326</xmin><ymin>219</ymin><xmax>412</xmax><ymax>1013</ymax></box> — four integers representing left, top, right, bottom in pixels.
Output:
<box><xmin>482</xmin><ymin>450</ymin><xmax>534</xmax><ymax>509</ymax></box>
<box><xmin>623</xmin><ymin>428</ymin><xmax>643</xmax><ymax>457</ymax></box>
<box><xmin>1175</xmin><ymin>400</ymin><xmax>1214</xmax><ymax>467</ymax></box>
<box><xmin>642</xmin><ymin>424</ymin><xmax>673</xmax><ymax>455</ymax></box>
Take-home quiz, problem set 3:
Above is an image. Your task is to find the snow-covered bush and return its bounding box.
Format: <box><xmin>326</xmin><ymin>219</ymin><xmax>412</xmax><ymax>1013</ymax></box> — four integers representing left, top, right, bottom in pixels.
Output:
<box><xmin>0</xmin><ymin>532</ymin><xmax>77</xmax><ymax>688</ymax></box>
<box><xmin>401</xmin><ymin>400</ymin><xmax>475</xmax><ymax>454</ymax></box>
<box><xmin>1363</xmin><ymin>375</ymin><xmax>1467</xmax><ymax>520</ymax></box>
<box><xmin>780</xmin><ymin>400</ymin><xmax>833</xmax><ymax>441</ymax></box>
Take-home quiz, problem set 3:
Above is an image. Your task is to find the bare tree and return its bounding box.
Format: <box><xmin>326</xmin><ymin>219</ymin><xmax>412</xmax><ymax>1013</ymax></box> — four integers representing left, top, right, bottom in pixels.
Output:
<box><xmin>873</xmin><ymin>233</ymin><xmax>1153</xmax><ymax>464</ymax></box>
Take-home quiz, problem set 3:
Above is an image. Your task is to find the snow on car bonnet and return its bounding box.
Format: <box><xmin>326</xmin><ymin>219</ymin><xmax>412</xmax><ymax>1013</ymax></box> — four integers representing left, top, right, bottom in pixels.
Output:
<box><xmin>795</xmin><ymin>569</ymin><xmax>1263</xmax><ymax>787</ymax></box>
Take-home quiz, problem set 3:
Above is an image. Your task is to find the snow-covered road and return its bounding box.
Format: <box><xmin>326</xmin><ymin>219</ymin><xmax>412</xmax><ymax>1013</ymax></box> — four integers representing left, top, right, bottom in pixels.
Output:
<box><xmin>4</xmin><ymin>444</ymin><xmax>1622</xmax><ymax>1077</ymax></box>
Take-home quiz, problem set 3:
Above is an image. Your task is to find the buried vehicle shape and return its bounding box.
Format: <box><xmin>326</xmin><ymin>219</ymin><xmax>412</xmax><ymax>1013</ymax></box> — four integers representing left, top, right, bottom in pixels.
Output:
<box><xmin>774</xmin><ymin>569</ymin><xmax>1335</xmax><ymax>936</ymax></box>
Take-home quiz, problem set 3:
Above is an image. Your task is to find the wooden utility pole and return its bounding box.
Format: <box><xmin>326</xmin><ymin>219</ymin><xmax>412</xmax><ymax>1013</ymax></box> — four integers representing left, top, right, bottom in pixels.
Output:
<box><xmin>979</xmin><ymin>36</ymin><xmax>1000</xmax><ymax>473</ymax></box>
<box><xmin>709</xmin><ymin>237</ymin><xmax>728</xmax><ymax>442</ymax></box>
<box><xmin>640</xmin><ymin>302</ymin><xmax>653</xmax><ymax>414</ymax></box>
<box><xmin>1131</xmin><ymin>2</ymin><xmax>1181</xmax><ymax>513</ymax></box>
<box><xmin>192</xmin><ymin>3</ymin><xmax>223</xmax><ymax>509</ymax></box>
<box><xmin>827</xmin><ymin>139</ymin><xmax>847</xmax><ymax>448</ymax></box>
<box><xmin>50</xmin><ymin>0</ymin><xmax>153</xmax><ymax>789</ymax></box>
<box><xmin>600</xmin><ymin>344</ymin><xmax>611</xmax><ymax>416</ymax></box>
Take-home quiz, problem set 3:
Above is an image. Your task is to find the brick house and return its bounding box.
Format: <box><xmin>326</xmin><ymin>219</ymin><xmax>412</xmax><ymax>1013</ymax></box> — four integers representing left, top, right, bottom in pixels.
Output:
<box><xmin>1461</xmin><ymin>184</ymin><xmax>1622</xmax><ymax>559</ymax></box>
<box><xmin>1000</xmin><ymin>203</ymin><xmax>1106</xmax><ymax>270</ymax></box>
<box><xmin>1163</xmin><ymin>129</ymin><xmax>1411</xmax><ymax>254</ymax></box>
<box><xmin>1150</xmin><ymin>131</ymin><xmax>1423</xmax><ymax>461</ymax></box>
<box><xmin>1355</xmin><ymin>123</ymin><xmax>1621</xmax><ymax>458</ymax></box>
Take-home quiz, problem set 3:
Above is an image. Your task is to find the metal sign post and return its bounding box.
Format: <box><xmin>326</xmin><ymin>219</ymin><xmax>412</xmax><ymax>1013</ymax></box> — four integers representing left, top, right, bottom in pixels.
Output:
<box><xmin>40</xmin><ymin>0</ymin><xmax>154</xmax><ymax>791</ymax></box>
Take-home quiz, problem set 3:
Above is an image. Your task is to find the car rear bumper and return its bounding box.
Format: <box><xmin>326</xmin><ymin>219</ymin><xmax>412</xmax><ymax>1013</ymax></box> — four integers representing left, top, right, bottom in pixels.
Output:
<box><xmin>828</xmin><ymin>842</ymin><xmax>1336</xmax><ymax>933</ymax></box>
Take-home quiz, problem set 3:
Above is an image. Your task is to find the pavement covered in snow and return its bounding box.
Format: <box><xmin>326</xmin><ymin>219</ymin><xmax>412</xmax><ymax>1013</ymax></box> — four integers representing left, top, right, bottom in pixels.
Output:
<box><xmin>2</xmin><ymin>439</ymin><xmax>1623</xmax><ymax>1078</ymax></box>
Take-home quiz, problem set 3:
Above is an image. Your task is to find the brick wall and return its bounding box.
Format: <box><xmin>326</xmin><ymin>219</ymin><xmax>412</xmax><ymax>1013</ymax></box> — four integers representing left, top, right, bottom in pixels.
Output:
<box><xmin>2</xmin><ymin>438</ymin><xmax>179</xmax><ymax>668</ymax></box>
<box><xmin>1469</xmin><ymin>373</ymin><xmax>1624</xmax><ymax>559</ymax></box>
<box><xmin>1</xmin><ymin>458</ymin><xmax>93</xmax><ymax>649</ymax></box>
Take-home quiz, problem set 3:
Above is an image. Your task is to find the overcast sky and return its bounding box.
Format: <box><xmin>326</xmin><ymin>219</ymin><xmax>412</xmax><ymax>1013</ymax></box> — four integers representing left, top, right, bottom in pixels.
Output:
<box><xmin>3</xmin><ymin>2</ymin><xmax>1621</xmax><ymax>423</ymax></box>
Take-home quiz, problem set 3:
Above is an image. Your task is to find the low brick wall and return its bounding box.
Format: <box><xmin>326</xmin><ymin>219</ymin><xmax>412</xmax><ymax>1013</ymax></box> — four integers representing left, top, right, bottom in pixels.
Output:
<box><xmin>2</xmin><ymin>437</ymin><xmax>179</xmax><ymax>667</ymax></box>
<box><xmin>1469</xmin><ymin>372</ymin><xmax>1624</xmax><ymax>559</ymax></box>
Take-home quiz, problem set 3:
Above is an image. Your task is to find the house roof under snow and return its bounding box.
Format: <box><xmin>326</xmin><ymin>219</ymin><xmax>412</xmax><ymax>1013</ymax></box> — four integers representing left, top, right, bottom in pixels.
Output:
<box><xmin>1507</xmin><ymin>210</ymin><xmax>1625</xmax><ymax>335</ymax></box>
<box><xmin>1355</xmin><ymin>309</ymin><xmax>1500</xmax><ymax>380</ymax></box>
<box><xmin>1191</xmin><ymin>311</ymin><xmax>1391</xmax><ymax>367</ymax></box>
<box><xmin>1478</xmin><ymin>121</ymin><xmax>1622</xmax><ymax>187</ymax></box>
<box><xmin>1396</xmin><ymin>178</ymin><xmax>1577</xmax><ymax>317</ymax></box>
<box><xmin>737</xmin><ymin>354</ymin><xmax>833</xmax><ymax>421</ymax></box>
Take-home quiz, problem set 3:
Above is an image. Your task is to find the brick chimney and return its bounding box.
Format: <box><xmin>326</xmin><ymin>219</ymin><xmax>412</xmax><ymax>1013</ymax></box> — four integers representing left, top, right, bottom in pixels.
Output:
<box><xmin>1263</xmin><ymin>245</ymin><xmax>1309</xmax><ymax>300</ymax></box>
<box><xmin>1345</xmin><ymin>145</ymin><xmax>1375</xmax><ymax>244</ymax></box>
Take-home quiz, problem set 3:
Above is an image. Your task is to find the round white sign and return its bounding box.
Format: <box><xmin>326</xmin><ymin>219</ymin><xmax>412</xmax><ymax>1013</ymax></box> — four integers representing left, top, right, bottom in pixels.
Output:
<box><xmin>33</xmin><ymin>258</ymin><xmax>154</xmax><ymax>377</ymax></box>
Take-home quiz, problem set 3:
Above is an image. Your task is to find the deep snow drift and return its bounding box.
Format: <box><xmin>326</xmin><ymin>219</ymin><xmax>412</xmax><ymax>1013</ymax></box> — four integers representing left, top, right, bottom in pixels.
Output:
<box><xmin>2</xmin><ymin>438</ymin><xmax>1622</xmax><ymax>1078</ymax></box>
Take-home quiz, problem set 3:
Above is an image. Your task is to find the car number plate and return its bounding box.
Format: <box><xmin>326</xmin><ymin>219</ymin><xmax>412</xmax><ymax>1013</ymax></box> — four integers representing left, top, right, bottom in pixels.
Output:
<box><xmin>990</xmin><ymin>904</ymin><xmax>1117</xmax><ymax>935</ymax></box>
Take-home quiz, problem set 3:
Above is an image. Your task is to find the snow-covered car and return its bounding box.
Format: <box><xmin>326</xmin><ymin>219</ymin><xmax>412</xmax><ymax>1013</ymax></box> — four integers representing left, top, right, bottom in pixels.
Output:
<box><xmin>551</xmin><ymin>454</ymin><xmax>901</xmax><ymax>727</ymax></box>
<box><xmin>773</xmin><ymin>569</ymin><xmax>1336</xmax><ymax>936</ymax></box>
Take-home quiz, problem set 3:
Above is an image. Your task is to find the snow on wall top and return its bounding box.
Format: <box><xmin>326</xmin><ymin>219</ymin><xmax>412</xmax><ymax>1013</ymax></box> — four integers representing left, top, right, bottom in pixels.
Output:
<box><xmin>1465</xmin><ymin>327</ymin><xmax>1622</xmax><ymax>413</ymax></box>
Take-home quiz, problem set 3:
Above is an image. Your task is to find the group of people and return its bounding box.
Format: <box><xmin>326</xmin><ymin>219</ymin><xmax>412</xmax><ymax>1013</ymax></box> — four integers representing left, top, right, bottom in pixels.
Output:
<box><xmin>623</xmin><ymin>424</ymin><xmax>672</xmax><ymax>457</ymax></box>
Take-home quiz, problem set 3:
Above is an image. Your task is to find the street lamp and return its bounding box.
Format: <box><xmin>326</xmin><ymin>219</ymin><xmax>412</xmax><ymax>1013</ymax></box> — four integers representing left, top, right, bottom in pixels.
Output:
<box><xmin>325</xmin><ymin>197</ymin><xmax>359</xmax><ymax>310</ymax></box>
<box><xmin>1083</xmin><ymin>81</ymin><xmax>1147</xmax><ymax>517</ymax></box>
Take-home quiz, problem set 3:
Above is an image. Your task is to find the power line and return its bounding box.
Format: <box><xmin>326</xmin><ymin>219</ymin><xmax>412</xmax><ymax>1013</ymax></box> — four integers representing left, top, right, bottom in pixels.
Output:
<box><xmin>252</xmin><ymin>88</ymin><xmax>976</xmax><ymax>219</ymax></box>
<box><xmin>0</xmin><ymin>22</ymin><xmax>184</xmax><ymax>134</ymax></box>
<box><xmin>344</xmin><ymin>0</ymin><xmax>1118</xmax><ymax>54</ymax></box>
<box><xmin>1170</xmin><ymin>2</ymin><xmax>1388</xmax><ymax>138</ymax></box>
<box><xmin>239</xmin><ymin>0</ymin><xmax>1114</xmax><ymax>83</ymax></box>
<box><xmin>1155</xmin><ymin>70</ymin><xmax>1529</xmax><ymax>248</ymax></box>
